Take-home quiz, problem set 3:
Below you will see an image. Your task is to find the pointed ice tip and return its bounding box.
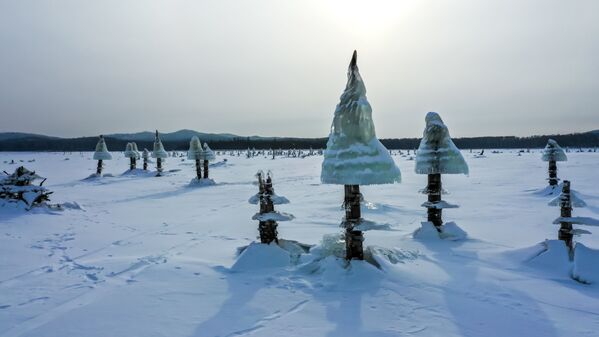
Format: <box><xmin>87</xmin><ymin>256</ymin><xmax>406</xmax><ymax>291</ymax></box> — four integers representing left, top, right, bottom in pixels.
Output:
<box><xmin>350</xmin><ymin>50</ymin><xmax>357</xmax><ymax>68</ymax></box>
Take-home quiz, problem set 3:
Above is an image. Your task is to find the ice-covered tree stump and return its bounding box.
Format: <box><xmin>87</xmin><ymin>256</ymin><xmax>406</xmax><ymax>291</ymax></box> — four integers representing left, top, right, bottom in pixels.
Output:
<box><xmin>142</xmin><ymin>149</ymin><xmax>150</xmax><ymax>170</ymax></box>
<box><xmin>415</xmin><ymin>112</ymin><xmax>468</xmax><ymax>233</ymax></box>
<box><xmin>321</xmin><ymin>51</ymin><xmax>401</xmax><ymax>261</ymax></box>
<box><xmin>249</xmin><ymin>171</ymin><xmax>292</xmax><ymax>244</ymax></box>
<box><xmin>152</xmin><ymin>130</ymin><xmax>168</xmax><ymax>177</ymax></box>
<box><xmin>187</xmin><ymin>136</ymin><xmax>204</xmax><ymax>180</ymax></box>
<box><xmin>542</xmin><ymin>139</ymin><xmax>567</xmax><ymax>187</ymax></box>
<box><xmin>203</xmin><ymin>143</ymin><xmax>216</xmax><ymax>179</ymax></box>
<box><xmin>549</xmin><ymin>180</ymin><xmax>596</xmax><ymax>256</ymax></box>
<box><xmin>0</xmin><ymin>166</ymin><xmax>53</xmax><ymax>210</ymax></box>
<box><xmin>124</xmin><ymin>142</ymin><xmax>140</xmax><ymax>170</ymax></box>
<box><xmin>93</xmin><ymin>135</ymin><xmax>112</xmax><ymax>176</ymax></box>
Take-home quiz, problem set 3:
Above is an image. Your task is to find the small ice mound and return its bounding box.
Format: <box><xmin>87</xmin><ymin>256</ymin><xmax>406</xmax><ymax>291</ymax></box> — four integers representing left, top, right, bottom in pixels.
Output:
<box><xmin>121</xmin><ymin>169</ymin><xmax>153</xmax><ymax>177</ymax></box>
<box><xmin>188</xmin><ymin>178</ymin><xmax>216</xmax><ymax>187</ymax></box>
<box><xmin>413</xmin><ymin>221</ymin><xmax>467</xmax><ymax>241</ymax></box>
<box><xmin>367</xmin><ymin>246</ymin><xmax>421</xmax><ymax>270</ymax></box>
<box><xmin>530</xmin><ymin>183</ymin><xmax>563</xmax><ymax>196</ymax></box>
<box><xmin>299</xmin><ymin>234</ymin><xmax>387</xmax><ymax>270</ymax></box>
<box><xmin>526</xmin><ymin>240</ymin><xmax>571</xmax><ymax>276</ymax></box>
<box><xmin>572</xmin><ymin>243</ymin><xmax>599</xmax><ymax>284</ymax></box>
<box><xmin>248</xmin><ymin>193</ymin><xmax>289</xmax><ymax>205</ymax></box>
<box><xmin>308</xmin><ymin>233</ymin><xmax>345</xmax><ymax>260</ymax></box>
<box><xmin>354</xmin><ymin>220</ymin><xmax>393</xmax><ymax>231</ymax></box>
<box><xmin>231</xmin><ymin>242</ymin><xmax>291</xmax><ymax>272</ymax></box>
<box><xmin>60</xmin><ymin>201</ymin><xmax>85</xmax><ymax>211</ymax></box>
<box><xmin>252</xmin><ymin>212</ymin><xmax>294</xmax><ymax>222</ymax></box>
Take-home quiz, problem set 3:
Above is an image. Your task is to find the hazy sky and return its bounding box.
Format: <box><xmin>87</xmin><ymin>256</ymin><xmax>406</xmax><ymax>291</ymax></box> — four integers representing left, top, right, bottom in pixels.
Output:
<box><xmin>1</xmin><ymin>0</ymin><xmax>598</xmax><ymax>138</ymax></box>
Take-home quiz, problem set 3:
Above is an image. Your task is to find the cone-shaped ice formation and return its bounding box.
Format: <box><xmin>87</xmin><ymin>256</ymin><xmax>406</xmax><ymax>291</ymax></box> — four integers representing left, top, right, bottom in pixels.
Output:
<box><xmin>124</xmin><ymin>142</ymin><xmax>140</xmax><ymax>159</ymax></box>
<box><xmin>142</xmin><ymin>148</ymin><xmax>150</xmax><ymax>160</ymax></box>
<box><xmin>152</xmin><ymin>130</ymin><xmax>168</xmax><ymax>159</ymax></box>
<box><xmin>321</xmin><ymin>51</ymin><xmax>401</xmax><ymax>185</ymax></box>
<box><xmin>415</xmin><ymin>112</ymin><xmax>468</xmax><ymax>175</ymax></box>
<box><xmin>93</xmin><ymin>135</ymin><xmax>112</xmax><ymax>160</ymax></box>
<box><xmin>187</xmin><ymin>136</ymin><xmax>204</xmax><ymax>160</ymax></box>
<box><xmin>203</xmin><ymin>143</ymin><xmax>216</xmax><ymax>161</ymax></box>
<box><xmin>542</xmin><ymin>139</ymin><xmax>567</xmax><ymax>162</ymax></box>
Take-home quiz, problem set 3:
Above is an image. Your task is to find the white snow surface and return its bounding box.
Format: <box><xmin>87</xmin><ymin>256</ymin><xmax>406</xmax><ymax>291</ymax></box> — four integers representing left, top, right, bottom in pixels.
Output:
<box><xmin>1</xmin><ymin>150</ymin><xmax>599</xmax><ymax>337</ymax></box>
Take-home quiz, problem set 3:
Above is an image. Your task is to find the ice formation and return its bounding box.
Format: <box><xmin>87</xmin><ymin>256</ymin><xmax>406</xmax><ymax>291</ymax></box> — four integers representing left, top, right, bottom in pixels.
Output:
<box><xmin>321</xmin><ymin>51</ymin><xmax>401</xmax><ymax>185</ymax></box>
<box><xmin>415</xmin><ymin>112</ymin><xmax>468</xmax><ymax>175</ymax></box>
<box><xmin>187</xmin><ymin>136</ymin><xmax>204</xmax><ymax>160</ymax></box>
<box><xmin>93</xmin><ymin>135</ymin><xmax>112</xmax><ymax>161</ymax></box>
<box><xmin>541</xmin><ymin>139</ymin><xmax>567</xmax><ymax>162</ymax></box>
<box><xmin>152</xmin><ymin>131</ymin><xmax>168</xmax><ymax>159</ymax></box>
<box><xmin>142</xmin><ymin>148</ymin><xmax>150</xmax><ymax>160</ymax></box>
<box><xmin>203</xmin><ymin>143</ymin><xmax>216</xmax><ymax>161</ymax></box>
<box><xmin>124</xmin><ymin>142</ymin><xmax>140</xmax><ymax>159</ymax></box>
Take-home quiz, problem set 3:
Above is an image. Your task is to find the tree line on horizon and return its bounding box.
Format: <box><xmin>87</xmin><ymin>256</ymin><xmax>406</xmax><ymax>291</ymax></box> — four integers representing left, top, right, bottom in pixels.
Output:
<box><xmin>0</xmin><ymin>132</ymin><xmax>597</xmax><ymax>152</ymax></box>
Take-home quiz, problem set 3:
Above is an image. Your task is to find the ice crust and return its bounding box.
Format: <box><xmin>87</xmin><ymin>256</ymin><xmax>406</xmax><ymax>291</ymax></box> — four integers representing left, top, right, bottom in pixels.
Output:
<box><xmin>415</xmin><ymin>112</ymin><xmax>468</xmax><ymax>175</ymax></box>
<box><xmin>93</xmin><ymin>136</ymin><xmax>112</xmax><ymax>161</ymax></box>
<box><xmin>541</xmin><ymin>139</ymin><xmax>567</xmax><ymax>162</ymax></box>
<box><xmin>321</xmin><ymin>51</ymin><xmax>400</xmax><ymax>185</ymax></box>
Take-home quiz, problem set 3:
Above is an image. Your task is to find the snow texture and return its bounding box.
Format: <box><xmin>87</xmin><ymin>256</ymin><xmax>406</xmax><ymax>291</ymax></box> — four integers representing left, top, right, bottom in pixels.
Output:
<box><xmin>123</xmin><ymin>142</ymin><xmax>140</xmax><ymax>159</ymax></box>
<box><xmin>572</xmin><ymin>243</ymin><xmax>599</xmax><ymax>284</ymax></box>
<box><xmin>321</xmin><ymin>51</ymin><xmax>401</xmax><ymax>185</ymax></box>
<box><xmin>415</xmin><ymin>112</ymin><xmax>469</xmax><ymax>175</ymax></box>
<box><xmin>421</xmin><ymin>200</ymin><xmax>459</xmax><ymax>209</ymax></box>
<box><xmin>92</xmin><ymin>136</ymin><xmax>112</xmax><ymax>161</ymax></box>
<box><xmin>231</xmin><ymin>242</ymin><xmax>291</xmax><ymax>271</ymax></box>
<box><xmin>553</xmin><ymin>216</ymin><xmax>599</xmax><ymax>226</ymax></box>
<box><xmin>188</xmin><ymin>177</ymin><xmax>216</xmax><ymax>187</ymax></box>
<box><xmin>548</xmin><ymin>190</ymin><xmax>587</xmax><ymax>207</ymax></box>
<box><xmin>413</xmin><ymin>221</ymin><xmax>468</xmax><ymax>241</ymax></box>
<box><xmin>541</xmin><ymin>139</ymin><xmax>567</xmax><ymax>162</ymax></box>
<box><xmin>252</xmin><ymin>211</ymin><xmax>294</xmax><ymax>222</ymax></box>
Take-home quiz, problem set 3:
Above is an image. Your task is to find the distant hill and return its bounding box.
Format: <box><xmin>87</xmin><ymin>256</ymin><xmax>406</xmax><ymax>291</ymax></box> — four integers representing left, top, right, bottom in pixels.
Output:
<box><xmin>0</xmin><ymin>130</ymin><xmax>598</xmax><ymax>151</ymax></box>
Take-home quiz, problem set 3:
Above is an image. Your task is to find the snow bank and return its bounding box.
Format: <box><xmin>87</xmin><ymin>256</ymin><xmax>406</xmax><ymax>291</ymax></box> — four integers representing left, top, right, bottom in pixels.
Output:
<box><xmin>572</xmin><ymin>243</ymin><xmax>599</xmax><ymax>284</ymax></box>
<box><xmin>231</xmin><ymin>242</ymin><xmax>291</xmax><ymax>272</ymax></box>
<box><xmin>413</xmin><ymin>221</ymin><xmax>468</xmax><ymax>241</ymax></box>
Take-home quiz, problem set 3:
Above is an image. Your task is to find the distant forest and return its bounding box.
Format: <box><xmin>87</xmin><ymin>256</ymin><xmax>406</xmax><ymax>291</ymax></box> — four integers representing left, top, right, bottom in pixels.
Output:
<box><xmin>0</xmin><ymin>132</ymin><xmax>597</xmax><ymax>152</ymax></box>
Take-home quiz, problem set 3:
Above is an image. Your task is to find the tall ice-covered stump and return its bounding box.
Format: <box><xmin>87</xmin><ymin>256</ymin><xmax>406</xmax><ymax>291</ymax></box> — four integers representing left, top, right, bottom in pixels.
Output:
<box><xmin>124</xmin><ymin>142</ymin><xmax>140</xmax><ymax>170</ymax></box>
<box><xmin>93</xmin><ymin>135</ymin><xmax>112</xmax><ymax>175</ymax></box>
<box><xmin>187</xmin><ymin>136</ymin><xmax>204</xmax><ymax>180</ymax></box>
<box><xmin>250</xmin><ymin>171</ymin><xmax>292</xmax><ymax>244</ymax></box>
<box><xmin>542</xmin><ymin>139</ymin><xmax>567</xmax><ymax>187</ymax></box>
<box><xmin>152</xmin><ymin>130</ymin><xmax>168</xmax><ymax>177</ymax></box>
<box><xmin>321</xmin><ymin>50</ymin><xmax>401</xmax><ymax>261</ymax></box>
<box><xmin>203</xmin><ymin>143</ymin><xmax>216</xmax><ymax>179</ymax></box>
<box><xmin>142</xmin><ymin>149</ymin><xmax>150</xmax><ymax>170</ymax></box>
<box><xmin>557</xmin><ymin>180</ymin><xmax>573</xmax><ymax>250</ymax></box>
<box><xmin>415</xmin><ymin>112</ymin><xmax>468</xmax><ymax>231</ymax></box>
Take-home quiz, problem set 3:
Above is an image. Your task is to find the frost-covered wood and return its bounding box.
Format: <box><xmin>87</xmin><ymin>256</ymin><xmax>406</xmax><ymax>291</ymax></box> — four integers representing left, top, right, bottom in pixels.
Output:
<box><xmin>93</xmin><ymin>135</ymin><xmax>112</xmax><ymax>175</ymax></box>
<box><xmin>152</xmin><ymin>130</ymin><xmax>168</xmax><ymax>176</ymax></box>
<box><xmin>124</xmin><ymin>142</ymin><xmax>140</xmax><ymax>170</ymax></box>
<box><xmin>187</xmin><ymin>136</ymin><xmax>204</xmax><ymax>180</ymax></box>
<box><xmin>251</xmin><ymin>171</ymin><xmax>292</xmax><ymax>244</ymax></box>
<box><xmin>203</xmin><ymin>143</ymin><xmax>215</xmax><ymax>179</ymax></box>
<box><xmin>541</xmin><ymin>139</ymin><xmax>567</xmax><ymax>186</ymax></box>
<box><xmin>414</xmin><ymin>112</ymin><xmax>468</xmax><ymax>231</ymax></box>
<box><xmin>142</xmin><ymin>149</ymin><xmax>150</xmax><ymax>170</ymax></box>
<box><xmin>320</xmin><ymin>51</ymin><xmax>400</xmax><ymax>261</ymax></box>
<box><xmin>0</xmin><ymin>166</ymin><xmax>53</xmax><ymax>210</ymax></box>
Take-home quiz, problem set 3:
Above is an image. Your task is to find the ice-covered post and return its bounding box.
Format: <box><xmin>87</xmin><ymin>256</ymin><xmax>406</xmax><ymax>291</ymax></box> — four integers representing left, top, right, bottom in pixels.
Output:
<box><xmin>321</xmin><ymin>50</ymin><xmax>401</xmax><ymax>261</ymax></box>
<box><xmin>152</xmin><ymin>130</ymin><xmax>168</xmax><ymax>176</ymax></box>
<box><xmin>250</xmin><ymin>171</ymin><xmax>292</xmax><ymax>244</ymax></box>
<box><xmin>541</xmin><ymin>139</ymin><xmax>567</xmax><ymax>187</ymax></box>
<box><xmin>187</xmin><ymin>136</ymin><xmax>204</xmax><ymax>180</ymax></box>
<box><xmin>415</xmin><ymin>112</ymin><xmax>468</xmax><ymax>230</ymax></box>
<box><xmin>142</xmin><ymin>149</ymin><xmax>150</xmax><ymax>170</ymax></box>
<box><xmin>124</xmin><ymin>142</ymin><xmax>140</xmax><ymax>170</ymax></box>
<box><xmin>557</xmin><ymin>180</ymin><xmax>573</xmax><ymax>249</ymax></box>
<box><xmin>202</xmin><ymin>143</ymin><xmax>215</xmax><ymax>179</ymax></box>
<box><xmin>93</xmin><ymin>135</ymin><xmax>112</xmax><ymax>175</ymax></box>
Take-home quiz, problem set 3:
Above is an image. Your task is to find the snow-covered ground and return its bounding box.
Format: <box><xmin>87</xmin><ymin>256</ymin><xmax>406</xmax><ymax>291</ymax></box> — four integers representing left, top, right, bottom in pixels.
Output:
<box><xmin>1</xmin><ymin>150</ymin><xmax>598</xmax><ymax>337</ymax></box>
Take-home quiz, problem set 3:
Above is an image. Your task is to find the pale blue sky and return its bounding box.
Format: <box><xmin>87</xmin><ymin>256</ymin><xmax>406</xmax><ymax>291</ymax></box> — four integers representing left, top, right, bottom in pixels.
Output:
<box><xmin>1</xmin><ymin>0</ymin><xmax>598</xmax><ymax>138</ymax></box>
